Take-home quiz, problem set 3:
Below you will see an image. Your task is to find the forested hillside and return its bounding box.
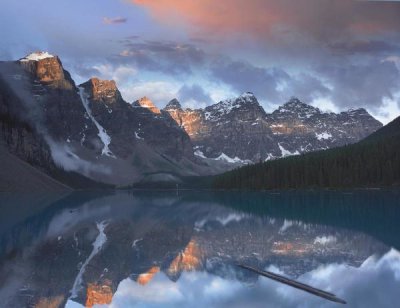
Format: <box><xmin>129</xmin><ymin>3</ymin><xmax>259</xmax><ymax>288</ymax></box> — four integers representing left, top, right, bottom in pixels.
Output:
<box><xmin>214</xmin><ymin>116</ymin><xmax>400</xmax><ymax>190</ymax></box>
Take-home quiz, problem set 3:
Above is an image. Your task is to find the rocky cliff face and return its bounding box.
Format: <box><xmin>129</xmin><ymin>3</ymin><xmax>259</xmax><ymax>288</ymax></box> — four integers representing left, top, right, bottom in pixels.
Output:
<box><xmin>0</xmin><ymin>61</ymin><xmax>58</xmax><ymax>171</ymax></box>
<box><xmin>16</xmin><ymin>52</ymin><xmax>100</xmax><ymax>149</ymax></box>
<box><xmin>79</xmin><ymin>77</ymin><xmax>195</xmax><ymax>161</ymax></box>
<box><xmin>134</xmin><ymin>96</ymin><xmax>161</xmax><ymax>114</ymax></box>
<box><xmin>0</xmin><ymin>53</ymin><xmax>208</xmax><ymax>186</ymax></box>
<box><xmin>164</xmin><ymin>94</ymin><xmax>383</xmax><ymax>162</ymax></box>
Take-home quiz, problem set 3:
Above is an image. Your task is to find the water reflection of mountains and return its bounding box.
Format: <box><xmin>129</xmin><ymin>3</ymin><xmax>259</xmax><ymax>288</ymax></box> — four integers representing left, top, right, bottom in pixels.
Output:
<box><xmin>0</xmin><ymin>190</ymin><xmax>399</xmax><ymax>307</ymax></box>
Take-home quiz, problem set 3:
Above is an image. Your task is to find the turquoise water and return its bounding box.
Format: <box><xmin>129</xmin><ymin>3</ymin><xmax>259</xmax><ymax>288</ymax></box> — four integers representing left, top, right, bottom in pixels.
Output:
<box><xmin>0</xmin><ymin>190</ymin><xmax>399</xmax><ymax>307</ymax></box>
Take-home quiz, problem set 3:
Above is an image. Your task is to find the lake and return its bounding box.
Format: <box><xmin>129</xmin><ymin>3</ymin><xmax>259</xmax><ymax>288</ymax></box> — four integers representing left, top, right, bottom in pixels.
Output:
<box><xmin>0</xmin><ymin>190</ymin><xmax>399</xmax><ymax>307</ymax></box>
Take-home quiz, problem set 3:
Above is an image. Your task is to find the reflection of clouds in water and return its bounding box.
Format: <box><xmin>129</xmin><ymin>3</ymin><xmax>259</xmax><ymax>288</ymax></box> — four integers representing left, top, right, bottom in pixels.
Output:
<box><xmin>46</xmin><ymin>203</ymin><xmax>111</xmax><ymax>238</ymax></box>
<box><xmin>71</xmin><ymin>249</ymin><xmax>400</xmax><ymax>308</ymax></box>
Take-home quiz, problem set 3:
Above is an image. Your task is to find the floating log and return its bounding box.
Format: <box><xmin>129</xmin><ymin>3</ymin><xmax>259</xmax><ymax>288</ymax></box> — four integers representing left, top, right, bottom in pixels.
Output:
<box><xmin>238</xmin><ymin>264</ymin><xmax>346</xmax><ymax>304</ymax></box>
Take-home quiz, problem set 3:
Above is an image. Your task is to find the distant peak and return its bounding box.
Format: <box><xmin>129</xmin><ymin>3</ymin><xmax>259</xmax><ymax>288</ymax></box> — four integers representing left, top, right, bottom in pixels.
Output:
<box><xmin>344</xmin><ymin>107</ymin><xmax>372</xmax><ymax>117</ymax></box>
<box><xmin>19</xmin><ymin>51</ymin><xmax>55</xmax><ymax>62</ymax></box>
<box><xmin>135</xmin><ymin>97</ymin><xmax>161</xmax><ymax>114</ymax></box>
<box><xmin>281</xmin><ymin>97</ymin><xmax>316</xmax><ymax>109</ymax></box>
<box><xmin>347</xmin><ymin>107</ymin><xmax>367</xmax><ymax>113</ymax></box>
<box><xmin>275</xmin><ymin>97</ymin><xmax>321</xmax><ymax>118</ymax></box>
<box><xmin>165</xmin><ymin>98</ymin><xmax>182</xmax><ymax>110</ymax></box>
<box><xmin>285</xmin><ymin>97</ymin><xmax>305</xmax><ymax>106</ymax></box>
<box><xmin>240</xmin><ymin>91</ymin><xmax>255</xmax><ymax>98</ymax></box>
<box><xmin>237</xmin><ymin>92</ymin><xmax>258</xmax><ymax>103</ymax></box>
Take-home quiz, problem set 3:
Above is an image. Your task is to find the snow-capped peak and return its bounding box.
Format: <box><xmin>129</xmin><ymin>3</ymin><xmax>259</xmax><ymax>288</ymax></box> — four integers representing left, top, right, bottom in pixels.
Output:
<box><xmin>275</xmin><ymin>97</ymin><xmax>321</xmax><ymax>118</ymax></box>
<box><xmin>203</xmin><ymin>92</ymin><xmax>260</xmax><ymax>121</ymax></box>
<box><xmin>238</xmin><ymin>92</ymin><xmax>256</xmax><ymax>102</ymax></box>
<box><xmin>283</xmin><ymin>97</ymin><xmax>311</xmax><ymax>109</ymax></box>
<box><xmin>346</xmin><ymin>107</ymin><xmax>368</xmax><ymax>115</ymax></box>
<box><xmin>20</xmin><ymin>51</ymin><xmax>55</xmax><ymax>62</ymax></box>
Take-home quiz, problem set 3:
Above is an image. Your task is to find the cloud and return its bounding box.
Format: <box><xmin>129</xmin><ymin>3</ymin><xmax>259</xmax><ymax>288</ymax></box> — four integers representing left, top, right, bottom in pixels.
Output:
<box><xmin>92</xmin><ymin>64</ymin><xmax>137</xmax><ymax>85</ymax></box>
<box><xmin>318</xmin><ymin>59</ymin><xmax>400</xmax><ymax>110</ymax></box>
<box><xmin>117</xmin><ymin>40</ymin><xmax>206</xmax><ymax>75</ymax></box>
<box><xmin>103</xmin><ymin>17</ymin><xmax>128</xmax><ymax>25</ymax></box>
<box><xmin>109</xmin><ymin>36</ymin><xmax>398</xmax><ymax>116</ymax></box>
<box><xmin>177</xmin><ymin>84</ymin><xmax>212</xmax><ymax>108</ymax></box>
<box><xmin>328</xmin><ymin>40</ymin><xmax>400</xmax><ymax>56</ymax></box>
<box><xmin>209</xmin><ymin>57</ymin><xmax>288</xmax><ymax>103</ymax></box>
<box><xmin>132</xmin><ymin>0</ymin><xmax>400</xmax><ymax>44</ymax></box>
<box><xmin>72</xmin><ymin>65</ymin><xmax>101</xmax><ymax>80</ymax></box>
<box><xmin>66</xmin><ymin>248</ymin><xmax>400</xmax><ymax>308</ymax></box>
<box><xmin>119</xmin><ymin>80</ymin><xmax>179</xmax><ymax>105</ymax></box>
<box><xmin>210</xmin><ymin>56</ymin><xmax>330</xmax><ymax>104</ymax></box>
<box><xmin>47</xmin><ymin>139</ymin><xmax>111</xmax><ymax>176</ymax></box>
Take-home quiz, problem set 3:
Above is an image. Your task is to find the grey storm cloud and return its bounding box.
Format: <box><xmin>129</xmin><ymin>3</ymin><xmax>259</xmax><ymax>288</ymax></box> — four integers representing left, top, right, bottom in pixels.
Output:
<box><xmin>210</xmin><ymin>57</ymin><xmax>331</xmax><ymax>104</ymax></box>
<box><xmin>108</xmin><ymin>37</ymin><xmax>400</xmax><ymax>111</ymax></box>
<box><xmin>318</xmin><ymin>59</ymin><xmax>400</xmax><ymax>110</ymax></box>
<box><xmin>209</xmin><ymin>57</ymin><xmax>289</xmax><ymax>103</ymax></box>
<box><xmin>328</xmin><ymin>40</ymin><xmax>400</xmax><ymax>56</ymax></box>
<box><xmin>283</xmin><ymin>73</ymin><xmax>331</xmax><ymax>103</ymax></box>
<box><xmin>117</xmin><ymin>40</ymin><xmax>206</xmax><ymax>75</ymax></box>
<box><xmin>177</xmin><ymin>84</ymin><xmax>212</xmax><ymax>105</ymax></box>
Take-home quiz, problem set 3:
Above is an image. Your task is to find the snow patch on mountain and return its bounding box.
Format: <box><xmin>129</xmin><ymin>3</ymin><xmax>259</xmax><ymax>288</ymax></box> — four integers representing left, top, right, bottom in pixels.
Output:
<box><xmin>79</xmin><ymin>87</ymin><xmax>115</xmax><ymax>157</ymax></box>
<box><xmin>214</xmin><ymin>153</ymin><xmax>251</xmax><ymax>164</ymax></box>
<box><xmin>194</xmin><ymin>149</ymin><xmax>207</xmax><ymax>158</ymax></box>
<box><xmin>134</xmin><ymin>131</ymin><xmax>144</xmax><ymax>140</ymax></box>
<box><xmin>20</xmin><ymin>51</ymin><xmax>55</xmax><ymax>62</ymax></box>
<box><xmin>316</xmin><ymin>132</ymin><xmax>333</xmax><ymax>140</ymax></box>
<box><xmin>278</xmin><ymin>143</ymin><xmax>300</xmax><ymax>157</ymax></box>
<box><xmin>265</xmin><ymin>153</ymin><xmax>276</xmax><ymax>161</ymax></box>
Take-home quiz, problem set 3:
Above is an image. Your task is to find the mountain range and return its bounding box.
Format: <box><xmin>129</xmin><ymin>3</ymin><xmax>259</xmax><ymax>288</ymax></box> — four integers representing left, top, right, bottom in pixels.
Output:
<box><xmin>164</xmin><ymin>93</ymin><xmax>381</xmax><ymax>162</ymax></box>
<box><xmin>0</xmin><ymin>52</ymin><xmax>384</xmax><ymax>188</ymax></box>
<box><xmin>214</xmin><ymin>115</ymin><xmax>400</xmax><ymax>189</ymax></box>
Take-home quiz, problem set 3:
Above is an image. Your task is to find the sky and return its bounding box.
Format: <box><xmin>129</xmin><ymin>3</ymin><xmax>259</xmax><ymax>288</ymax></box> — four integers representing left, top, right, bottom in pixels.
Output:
<box><xmin>1</xmin><ymin>0</ymin><xmax>400</xmax><ymax>123</ymax></box>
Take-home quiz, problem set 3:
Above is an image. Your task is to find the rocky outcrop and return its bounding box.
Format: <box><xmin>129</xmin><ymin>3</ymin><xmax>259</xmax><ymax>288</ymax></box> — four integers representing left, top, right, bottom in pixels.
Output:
<box><xmin>16</xmin><ymin>52</ymin><xmax>100</xmax><ymax>150</ymax></box>
<box><xmin>85</xmin><ymin>281</ymin><xmax>113</xmax><ymax>307</ymax></box>
<box><xmin>19</xmin><ymin>52</ymin><xmax>67</xmax><ymax>84</ymax></box>
<box><xmin>164</xmin><ymin>94</ymin><xmax>383</xmax><ymax>162</ymax></box>
<box><xmin>79</xmin><ymin>78</ymin><xmax>195</xmax><ymax>161</ymax></box>
<box><xmin>134</xmin><ymin>96</ymin><xmax>161</xmax><ymax>114</ymax></box>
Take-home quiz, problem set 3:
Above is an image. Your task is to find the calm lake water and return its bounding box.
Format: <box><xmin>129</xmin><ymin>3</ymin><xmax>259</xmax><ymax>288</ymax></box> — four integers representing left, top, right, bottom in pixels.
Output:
<box><xmin>0</xmin><ymin>190</ymin><xmax>399</xmax><ymax>308</ymax></box>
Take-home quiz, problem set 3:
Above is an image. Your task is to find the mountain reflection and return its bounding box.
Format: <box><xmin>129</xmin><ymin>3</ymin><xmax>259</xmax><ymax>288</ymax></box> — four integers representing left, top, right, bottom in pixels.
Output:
<box><xmin>0</xmin><ymin>190</ymin><xmax>399</xmax><ymax>307</ymax></box>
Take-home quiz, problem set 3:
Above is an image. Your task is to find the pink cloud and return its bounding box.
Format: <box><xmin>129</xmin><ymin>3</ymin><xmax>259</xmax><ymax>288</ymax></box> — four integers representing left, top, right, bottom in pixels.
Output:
<box><xmin>132</xmin><ymin>0</ymin><xmax>400</xmax><ymax>41</ymax></box>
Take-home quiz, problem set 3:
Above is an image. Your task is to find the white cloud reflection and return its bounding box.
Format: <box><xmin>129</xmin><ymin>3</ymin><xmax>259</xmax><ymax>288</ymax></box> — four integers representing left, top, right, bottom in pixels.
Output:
<box><xmin>66</xmin><ymin>248</ymin><xmax>400</xmax><ymax>308</ymax></box>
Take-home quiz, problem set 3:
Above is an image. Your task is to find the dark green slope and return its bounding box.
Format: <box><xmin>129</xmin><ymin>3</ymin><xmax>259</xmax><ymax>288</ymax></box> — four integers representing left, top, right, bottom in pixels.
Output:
<box><xmin>214</xmin><ymin>116</ymin><xmax>400</xmax><ymax>190</ymax></box>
